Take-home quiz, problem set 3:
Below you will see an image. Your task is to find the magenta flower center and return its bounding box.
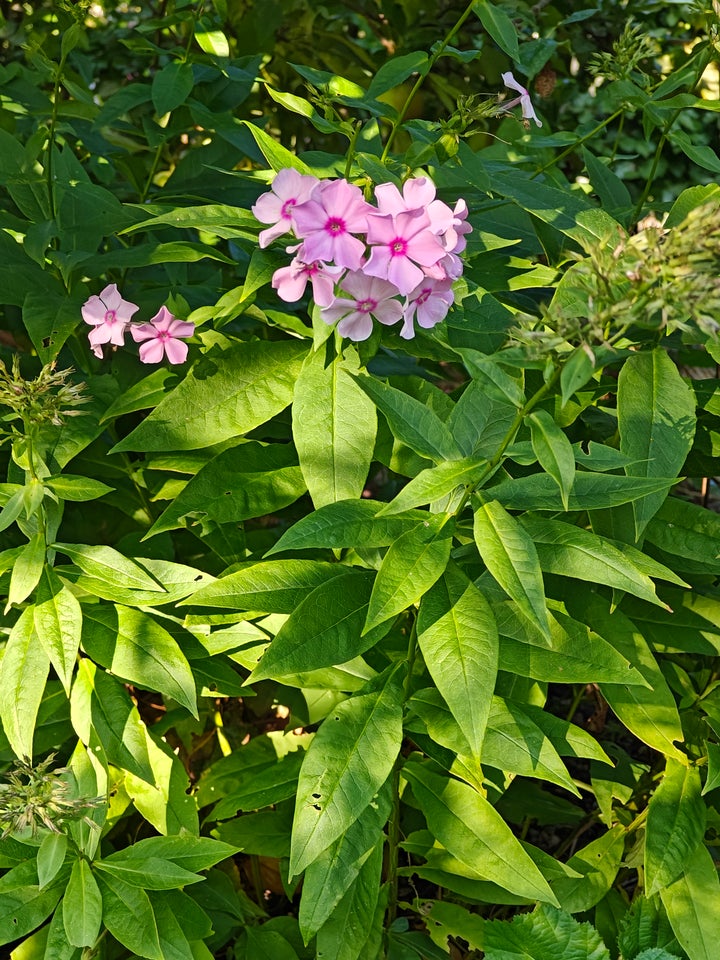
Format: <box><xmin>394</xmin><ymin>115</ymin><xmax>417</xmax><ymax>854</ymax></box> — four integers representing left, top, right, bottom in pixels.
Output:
<box><xmin>280</xmin><ymin>198</ymin><xmax>296</xmax><ymax>220</ymax></box>
<box><xmin>415</xmin><ymin>287</ymin><xmax>433</xmax><ymax>305</ymax></box>
<box><xmin>357</xmin><ymin>298</ymin><xmax>377</xmax><ymax>314</ymax></box>
<box><xmin>390</xmin><ymin>238</ymin><xmax>408</xmax><ymax>257</ymax></box>
<box><xmin>103</xmin><ymin>309</ymin><xmax>118</xmax><ymax>324</ymax></box>
<box><xmin>325</xmin><ymin>217</ymin><xmax>346</xmax><ymax>235</ymax></box>
<box><xmin>303</xmin><ymin>262</ymin><xmax>321</xmax><ymax>277</ymax></box>
<box><xmin>158</xmin><ymin>330</ymin><xmax>171</xmax><ymax>341</ymax></box>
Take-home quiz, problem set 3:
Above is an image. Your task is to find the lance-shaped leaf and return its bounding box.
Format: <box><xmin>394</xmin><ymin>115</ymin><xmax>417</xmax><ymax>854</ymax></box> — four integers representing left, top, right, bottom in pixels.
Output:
<box><xmin>37</xmin><ymin>833</ymin><xmax>67</xmax><ymax>890</ymax></box>
<box><xmin>551</xmin><ymin>826</ymin><xmax>626</xmax><ymax>913</ymax></box>
<box><xmin>618</xmin><ymin>349</ymin><xmax>696</xmax><ymax>539</ymax></box>
<box><xmin>184</xmin><ymin>559</ymin><xmax>348</xmax><ymax>612</ymax></box>
<box><xmin>6</xmin><ymin>532</ymin><xmax>45</xmax><ymax>610</ymax></box>
<box><xmin>290</xmin><ymin>670</ymin><xmax>403</xmax><ymax>877</ymax></box>
<box><xmin>0</xmin><ymin>606</ymin><xmax>49</xmax><ymax>760</ymax></box>
<box><xmin>486</xmin><ymin>473</ymin><xmax>679</xmax><ymax>512</ymax></box>
<box><xmin>472</xmin><ymin>0</ymin><xmax>520</xmax><ymax>62</ymax></box>
<box><xmin>0</xmin><ymin>862</ymin><xmax>68</xmax><ymax>947</ymax></box>
<box><xmin>363</xmin><ymin>515</ymin><xmax>453</xmax><ymax>634</ymax></box>
<box><xmin>457</xmin><ymin>349</ymin><xmax>525</xmax><ymax>407</ymax></box>
<box><xmin>112</xmin><ymin>339</ymin><xmax>308</xmax><ymax>452</ymax></box>
<box><xmin>417</xmin><ymin>569</ymin><xmax>499</xmax><ymax>760</ymax></box>
<box><xmin>527</xmin><ymin>409</ymin><xmax>575</xmax><ymax>510</ymax></box>
<box><xmin>81</xmin><ymin>604</ymin><xmax>197</xmax><ymax>717</ymax></box>
<box><xmin>660</xmin><ymin>844</ymin><xmax>720</xmax><ymax>960</ymax></box>
<box><xmin>378</xmin><ymin>457</ymin><xmax>488</xmax><ymax>516</ymax></box>
<box><xmin>403</xmin><ymin>760</ymin><xmax>558</xmax><ymax>904</ymax></box>
<box><xmin>33</xmin><ymin>567</ymin><xmax>82</xmax><ymax>694</ymax></box>
<box><xmin>97</xmin><ymin>873</ymin><xmax>162</xmax><ymax>960</ymax></box>
<box><xmin>352</xmin><ymin>375</ymin><xmax>461</xmax><ymax>463</ymax></box>
<box><xmin>105</xmin><ymin>835</ymin><xmax>237</xmax><ymax>873</ymax></box>
<box><xmin>266</xmin><ymin>499</ymin><xmax>428</xmax><ymax>554</ymax></box>
<box><xmin>474</xmin><ymin>500</ymin><xmax>550</xmax><ymax>640</ymax></box>
<box><xmin>520</xmin><ymin>516</ymin><xmax>673</xmax><ymax>609</ymax></box>
<box><xmin>299</xmin><ymin>779</ymin><xmax>392</xmax><ymax>943</ymax></box>
<box><xmin>315</xmin><ymin>840</ymin><xmax>384</xmax><ymax>960</ymax></box>
<box><xmin>645</xmin><ymin>761</ymin><xmax>705</xmax><ymax>896</ymax></box>
<box><xmin>293</xmin><ymin>348</ymin><xmax>377</xmax><ymax>508</ymax></box>
<box><xmin>63</xmin><ymin>859</ymin><xmax>102</xmax><ymax>948</ymax></box>
<box><xmin>251</xmin><ymin>570</ymin><xmax>387</xmax><ymax>681</ymax></box>
<box><xmin>54</xmin><ymin>543</ymin><xmax>165</xmax><ymax>593</ymax></box>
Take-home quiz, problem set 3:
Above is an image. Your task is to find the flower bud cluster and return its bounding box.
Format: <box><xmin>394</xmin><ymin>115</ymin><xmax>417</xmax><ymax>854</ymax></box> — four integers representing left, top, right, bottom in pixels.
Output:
<box><xmin>252</xmin><ymin>171</ymin><xmax>471</xmax><ymax>341</ymax></box>
<box><xmin>81</xmin><ymin>284</ymin><xmax>194</xmax><ymax>364</ymax></box>
<box><xmin>0</xmin><ymin>356</ymin><xmax>88</xmax><ymax>429</ymax></box>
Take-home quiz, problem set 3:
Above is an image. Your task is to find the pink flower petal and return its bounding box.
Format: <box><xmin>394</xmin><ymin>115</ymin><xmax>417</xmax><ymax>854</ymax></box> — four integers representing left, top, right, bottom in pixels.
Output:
<box><xmin>164</xmin><ymin>338</ymin><xmax>189</xmax><ymax>364</ymax></box>
<box><xmin>138</xmin><ymin>338</ymin><xmax>166</xmax><ymax>364</ymax></box>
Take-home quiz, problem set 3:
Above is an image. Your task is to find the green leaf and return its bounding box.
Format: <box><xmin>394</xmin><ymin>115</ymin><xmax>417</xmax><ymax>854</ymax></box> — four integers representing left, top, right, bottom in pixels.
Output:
<box><xmin>106</xmin><ymin>835</ymin><xmax>236</xmax><ymax>873</ymax></box>
<box><xmin>551</xmin><ymin>826</ymin><xmax>625</xmax><ymax>913</ymax></box>
<box><xmin>457</xmin><ymin>350</ymin><xmax>525</xmax><ymax>407</ymax></box>
<box><xmin>97</xmin><ymin>873</ymin><xmax>162</xmax><ymax>960</ymax></box>
<box><xmin>352</xmin><ymin>375</ymin><xmax>461</xmax><ymax>464</ymax></box>
<box><xmin>645</xmin><ymin>496</ymin><xmax>720</xmax><ymax>573</ymax></box>
<box><xmin>36</xmin><ymin>833</ymin><xmax>67</xmax><ymax>890</ymax></box>
<box><xmin>617</xmin><ymin>894</ymin><xmax>683</xmax><ymax>960</ymax></box>
<box><xmin>582</xmin><ymin>148</ymin><xmax>632</xmax><ymax>211</ymax></box>
<box><xmin>570</xmin><ymin>593</ymin><xmax>685</xmax><ymax>761</ymax></box>
<box><xmin>472</xmin><ymin>0</ymin><xmax>520</xmax><ymax>62</ymax></box>
<box><xmin>54</xmin><ymin>543</ymin><xmax>165</xmax><ymax>593</ymax></box>
<box><xmin>315</xmin><ymin>840</ymin><xmax>383</xmax><ymax>960</ymax></box>
<box><xmin>7</xmin><ymin>533</ymin><xmax>46</xmax><ymax>611</ymax></box>
<box><xmin>417</xmin><ymin>570</ymin><xmax>499</xmax><ymax>760</ymax></box>
<box><xmin>100</xmin><ymin>368</ymin><xmax>179</xmax><ymax>422</ymax></box>
<box><xmin>81</xmin><ymin>604</ymin><xmax>197</xmax><ymax>717</ymax></box>
<box><xmin>299</xmin><ymin>780</ymin><xmax>391</xmax><ymax>942</ymax></box>
<box><xmin>70</xmin><ymin>659</ymin><xmax>154</xmax><ymax>782</ymax></box>
<box><xmin>33</xmin><ymin>567</ymin><xmax>81</xmax><ymax>695</ymax></box>
<box><xmin>290</xmin><ymin>670</ymin><xmax>403</xmax><ymax>876</ymax></box>
<box><xmin>266</xmin><ymin>499</ymin><xmax>427</xmax><ymax>553</ymax></box>
<box><xmin>151</xmin><ymin>60</ymin><xmax>195</xmax><ymax>115</ymax></box>
<box><xmin>660</xmin><ymin>844</ymin><xmax>720</xmax><ymax>960</ymax></box>
<box><xmin>95</xmin><ymin>858</ymin><xmax>202</xmax><ymax>890</ymax></box>
<box><xmin>123</xmin><ymin>731</ymin><xmax>199</xmax><ymax>836</ymax></box>
<box><xmin>645</xmin><ymin>761</ymin><xmax>705</xmax><ymax>896</ymax></box>
<box><xmin>378</xmin><ymin>457</ymin><xmax>487</xmax><ymax>515</ymax></box>
<box><xmin>112</xmin><ymin>340</ymin><xmax>308</xmax><ymax>452</ymax></box>
<box><xmin>482</xmin><ymin>904</ymin><xmax>611</xmax><ymax>960</ymax></box>
<box><xmin>486</xmin><ymin>472</ymin><xmax>679</xmax><ymax>512</ymax></box>
<box><xmin>561</xmin><ymin>348</ymin><xmax>595</xmax><ymax>407</ymax></box>
<box><xmin>474</xmin><ymin>500</ymin><xmax>551</xmax><ymax>640</ymax></box>
<box><xmin>63</xmin><ymin>860</ymin><xmax>102</xmax><ymax>948</ymax></box>
<box><xmin>293</xmin><ymin>348</ymin><xmax>377</xmax><ymax>509</ymax></box>
<box><xmin>617</xmin><ymin>349</ymin><xmax>696</xmax><ymax>539</ymax></box>
<box><xmin>43</xmin><ymin>476</ymin><xmax>114</xmax><ymax>502</ymax></box>
<box><xmin>240</xmin><ymin>121</ymin><xmax>314</xmax><ymax>174</ymax></box>
<box><xmin>364</xmin><ymin>515</ymin><xmax>453</xmax><ymax>633</ymax></box>
<box><xmin>403</xmin><ymin>760</ymin><xmax>558</xmax><ymax>904</ymax></box>
<box><xmin>0</xmin><ymin>607</ymin><xmax>49</xmax><ymax>760</ymax></box>
<box><xmin>0</xmin><ymin>863</ymin><xmax>67</xmax><ymax>947</ymax></box>
<box><xmin>520</xmin><ymin>516</ymin><xmax>672</xmax><ymax>609</ymax></box>
<box><xmin>365</xmin><ymin>51</ymin><xmax>429</xmax><ymax>99</ymax></box>
<box><xmin>251</xmin><ymin>570</ymin><xmax>386</xmax><ymax>681</ymax></box>
<box><xmin>208</xmin><ymin>749</ymin><xmax>305</xmax><ymax>820</ymax></box>
<box><xmin>527</xmin><ymin>410</ymin><xmax>575</xmax><ymax>510</ymax></box>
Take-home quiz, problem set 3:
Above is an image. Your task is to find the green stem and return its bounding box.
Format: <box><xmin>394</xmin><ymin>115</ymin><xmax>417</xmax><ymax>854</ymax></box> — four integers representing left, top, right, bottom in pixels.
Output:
<box><xmin>386</xmin><ymin>619</ymin><xmax>419</xmax><ymax>930</ymax></box>
<box><xmin>344</xmin><ymin>121</ymin><xmax>363</xmax><ymax>180</ymax></box>
<box><xmin>380</xmin><ymin>0</ymin><xmax>476</xmax><ymax>163</ymax></box>
<box><xmin>532</xmin><ymin>108</ymin><xmax>624</xmax><ymax>179</ymax></box>
<box><xmin>46</xmin><ymin>51</ymin><xmax>70</xmax><ymax>221</ymax></box>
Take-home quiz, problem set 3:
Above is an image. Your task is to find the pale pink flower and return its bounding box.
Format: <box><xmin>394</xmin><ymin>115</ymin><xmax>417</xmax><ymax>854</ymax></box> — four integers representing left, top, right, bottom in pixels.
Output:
<box><xmin>320</xmin><ymin>272</ymin><xmax>403</xmax><ymax>341</ymax></box>
<box><xmin>292</xmin><ymin>179</ymin><xmax>372</xmax><ymax>271</ymax></box>
<box><xmin>374</xmin><ymin>177</ymin><xmax>438</xmax><ymax>216</ymax></box>
<box><xmin>401</xmin><ymin>279</ymin><xmax>455</xmax><ymax>339</ymax></box>
<box><xmin>364</xmin><ymin>209</ymin><xmax>446</xmax><ymax>295</ymax></box>
<box><xmin>82</xmin><ymin>283</ymin><xmax>139</xmax><ymax>357</ymax></box>
<box><xmin>252</xmin><ymin>169</ymin><xmax>319</xmax><ymax>248</ymax></box>
<box><xmin>131</xmin><ymin>306</ymin><xmax>194</xmax><ymax>364</ymax></box>
<box><xmin>501</xmin><ymin>72</ymin><xmax>543</xmax><ymax>127</ymax></box>
<box><xmin>272</xmin><ymin>257</ymin><xmax>344</xmax><ymax>306</ymax></box>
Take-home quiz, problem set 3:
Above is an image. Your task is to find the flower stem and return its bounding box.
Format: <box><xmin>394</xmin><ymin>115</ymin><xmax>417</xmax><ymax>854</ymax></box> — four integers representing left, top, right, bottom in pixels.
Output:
<box><xmin>532</xmin><ymin>108</ymin><xmax>624</xmax><ymax>179</ymax></box>
<box><xmin>380</xmin><ymin>0</ymin><xmax>476</xmax><ymax>163</ymax></box>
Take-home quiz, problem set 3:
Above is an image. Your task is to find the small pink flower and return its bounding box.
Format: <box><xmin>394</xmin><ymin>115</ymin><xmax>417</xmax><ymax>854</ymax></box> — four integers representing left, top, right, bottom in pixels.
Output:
<box><xmin>501</xmin><ymin>72</ymin><xmax>543</xmax><ymax>127</ymax></box>
<box><xmin>374</xmin><ymin>177</ymin><xmax>438</xmax><ymax>217</ymax></box>
<box><xmin>131</xmin><ymin>306</ymin><xmax>194</xmax><ymax>364</ymax></box>
<box><xmin>292</xmin><ymin>179</ymin><xmax>372</xmax><ymax>271</ymax></box>
<box><xmin>320</xmin><ymin>272</ymin><xmax>403</xmax><ymax>341</ymax></box>
<box><xmin>364</xmin><ymin>209</ymin><xmax>446</xmax><ymax>295</ymax></box>
<box><xmin>252</xmin><ymin>169</ymin><xmax>319</xmax><ymax>248</ymax></box>
<box><xmin>82</xmin><ymin>283</ymin><xmax>139</xmax><ymax>357</ymax></box>
<box><xmin>272</xmin><ymin>257</ymin><xmax>344</xmax><ymax>307</ymax></box>
<box><xmin>401</xmin><ymin>279</ymin><xmax>455</xmax><ymax>339</ymax></box>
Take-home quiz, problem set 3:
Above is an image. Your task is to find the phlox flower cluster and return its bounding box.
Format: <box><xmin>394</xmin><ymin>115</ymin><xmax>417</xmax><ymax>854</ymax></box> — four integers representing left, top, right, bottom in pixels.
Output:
<box><xmin>81</xmin><ymin>284</ymin><xmax>194</xmax><ymax>364</ymax></box>
<box><xmin>252</xmin><ymin>171</ymin><xmax>471</xmax><ymax>341</ymax></box>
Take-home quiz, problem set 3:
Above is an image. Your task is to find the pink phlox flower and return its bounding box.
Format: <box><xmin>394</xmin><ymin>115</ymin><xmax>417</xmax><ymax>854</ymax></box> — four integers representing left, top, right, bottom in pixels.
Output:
<box><xmin>364</xmin><ymin>209</ymin><xmax>446</xmax><ymax>295</ymax></box>
<box><xmin>131</xmin><ymin>306</ymin><xmax>195</xmax><ymax>364</ymax></box>
<box><xmin>292</xmin><ymin>178</ymin><xmax>372</xmax><ymax>271</ymax></box>
<box><xmin>443</xmin><ymin>198</ymin><xmax>472</xmax><ymax>254</ymax></box>
<box><xmin>252</xmin><ymin>169</ymin><xmax>319</xmax><ymax>248</ymax></box>
<box><xmin>272</xmin><ymin>256</ymin><xmax>344</xmax><ymax>307</ymax></box>
<box><xmin>82</xmin><ymin>283</ymin><xmax>139</xmax><ymax>357</ymax></box>
<box><xmin>401</xmin><ymin>278</ymin><xmax>455</xmax><ymax>340</ymax></box>
<box><xmin>374</xmin><ymin>177</ymin><xmax>437</xmax><ymax>216</ymax></box>
<box><xmin>501</xmin><ymin>72</ymin><xmax>543</xmax><ymax>127</ymax></box>
<box><xmin>320</xmin><ymin>271</ymin><xmax>403</xmax><ymax>341</ymax></box>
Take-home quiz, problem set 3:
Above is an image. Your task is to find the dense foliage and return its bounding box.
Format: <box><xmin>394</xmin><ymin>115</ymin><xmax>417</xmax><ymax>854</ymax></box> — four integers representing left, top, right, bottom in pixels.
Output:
<box><xmin>2</xmin><ymin>1</ymin><xmax>720</xmax><ymax>958</ymax></box>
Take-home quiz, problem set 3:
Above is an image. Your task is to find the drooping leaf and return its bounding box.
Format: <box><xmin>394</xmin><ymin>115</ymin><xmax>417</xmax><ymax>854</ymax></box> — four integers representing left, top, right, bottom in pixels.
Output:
<box><xmin>527</xmin><ymin>409</ymin><xmax>575</xmax><ymax>510</ymax></box>
<box><xmin>472</xmin><ymin>0</ymin><xmax>520</xmax><ymax>62</ymax></box>
<box><xmin>0</xmin><ymin>606</ymin><xmax>49</xmax><ymax>760</ymax></box>
<box><xmin>660</xmin><ymin>844</ymin><xmax>720</xmax><ymax>960</ymax></box>
<box><xmin>314</xmin><ymin>840</ymin><xmax>384</xmax><ymax>960</ymax></box>
<box><xmin>63</xmin><ymin>860</ymin><xmax>102</xmax><ymax>948</ymax></box>
<box><xmin>645</xmin><ymin>761</ymin><xmax>705</xmax><ymax>896</ymax></box>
